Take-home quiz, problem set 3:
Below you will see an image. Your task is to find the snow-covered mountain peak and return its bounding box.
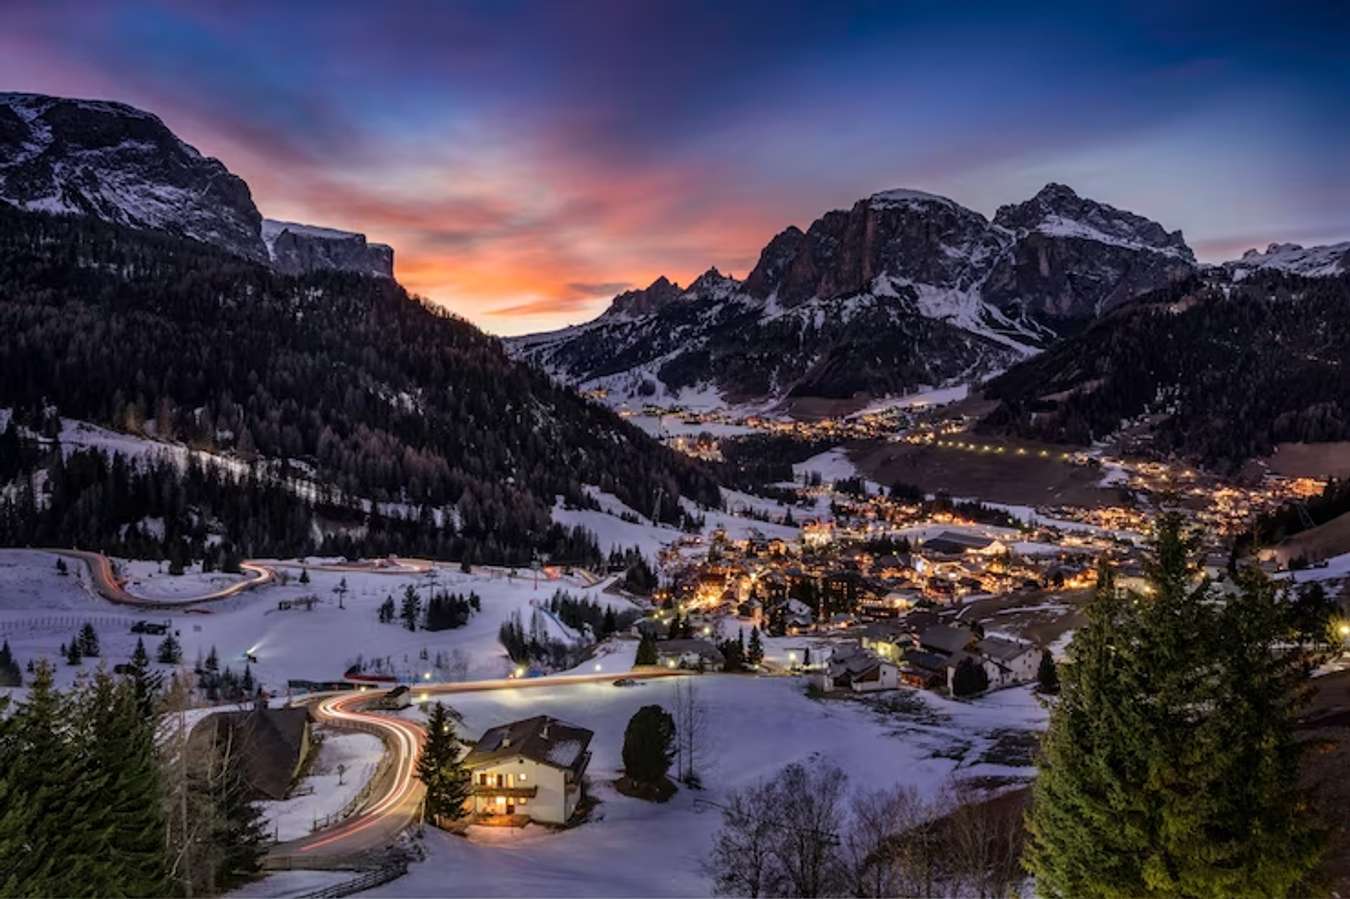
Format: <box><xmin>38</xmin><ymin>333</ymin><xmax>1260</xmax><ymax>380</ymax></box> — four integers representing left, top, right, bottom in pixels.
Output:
<box><xmin>869</xmin><ymin>187</ymin><xmax>961</xmax><ymax>210</ymax></box>
<box><xmin>993</xmin><ymin>182</ymin><xmax>1194</xmax><ymax>262</ymax></box>
<box><xmin>1225</xmin><ymin>240</ymin><xmax>1350</xmax><ymax>280</ymax></box>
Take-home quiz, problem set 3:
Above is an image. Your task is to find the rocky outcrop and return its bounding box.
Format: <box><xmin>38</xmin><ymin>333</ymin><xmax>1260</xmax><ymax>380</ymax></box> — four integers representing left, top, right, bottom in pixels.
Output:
<box><xmin>0</xmin><ymin>92</ymin><xmax>267</xmax><ymax>262</ymax></box>
<box><xmin>600</xmin><ymin>275</ymin><xmax>686</xmax><ymax>319</ymax></box>
<box><xmin>262</xmin><ymin>219</ymin><xmax>394</xmax><ymax>278</ymax></box>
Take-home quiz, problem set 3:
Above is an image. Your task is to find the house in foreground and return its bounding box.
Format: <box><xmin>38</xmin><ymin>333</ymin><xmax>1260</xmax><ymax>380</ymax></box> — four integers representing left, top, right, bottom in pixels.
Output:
<box><xmin>462</xmin><ymin>716</ymin><xmax>593</xmax><ymax>825</ymax></box>
<box><xmin>193</xmin><ymin>702</ymin><xmax>315</xmax><ymax>800</ymax></box>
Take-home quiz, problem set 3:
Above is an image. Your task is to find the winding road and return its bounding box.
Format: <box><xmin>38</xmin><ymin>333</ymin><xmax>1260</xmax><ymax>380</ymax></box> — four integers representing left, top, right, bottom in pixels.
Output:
<box><xmin>50</xmin><ymin>548</ymin><xmax>275</xmax><ymax>608</ymax></box>
<box><xmin>267</xmin><ymin>669</ymin><xmax>686</xmax><ymax>868</ymax></box>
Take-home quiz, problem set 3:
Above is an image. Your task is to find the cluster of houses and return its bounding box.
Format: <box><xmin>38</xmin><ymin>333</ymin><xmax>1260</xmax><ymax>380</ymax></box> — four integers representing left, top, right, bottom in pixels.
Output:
<box><xmin>664</xmin><ymin>523</ymin><xmax>1103</xmax><ymax>639</ymax></box>
<box><xmin>809</xmin><ymin>613</ymin><xmax>1041</xmax><ymax>696</ymax></box>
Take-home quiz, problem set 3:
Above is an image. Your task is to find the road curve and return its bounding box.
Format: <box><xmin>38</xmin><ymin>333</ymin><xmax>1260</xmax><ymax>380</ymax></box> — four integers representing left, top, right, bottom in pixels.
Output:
<box><xmin>50</xmin><ymin>548</ymin><xmax>273</xmax><ymax>609</ymax></box>
<box><xmin>268</xmin><ymin>668</ymin><xmax>687</xmax><ymax>867</ymax></box>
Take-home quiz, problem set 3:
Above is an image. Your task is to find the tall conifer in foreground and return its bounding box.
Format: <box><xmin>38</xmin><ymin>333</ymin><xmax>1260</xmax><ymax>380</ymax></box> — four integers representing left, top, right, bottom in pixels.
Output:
<box><xmin>1025</xmin><ymin>515</ymin><xmax>1326</xmax><ymax>898</ymax></box>
<box><xmin>418</xmin><ymin>702</ymin><xmax>471</xmax><ymax>824</ymax></box>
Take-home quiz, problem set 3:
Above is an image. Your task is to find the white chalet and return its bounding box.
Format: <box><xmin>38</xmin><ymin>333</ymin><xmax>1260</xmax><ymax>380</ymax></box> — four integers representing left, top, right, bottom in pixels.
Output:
<box><xmin>462</xmin><ymin>716</ymin><xmax>593</xmax><ymax>825</ymax></box>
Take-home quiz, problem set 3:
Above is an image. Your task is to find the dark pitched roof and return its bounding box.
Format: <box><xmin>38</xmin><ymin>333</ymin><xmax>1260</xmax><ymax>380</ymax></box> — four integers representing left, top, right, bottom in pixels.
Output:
<box><xmin>919</xmin><ymin>624</ymin><xmax>975</xmax><ymax>655</ymax></box>
<box><xmin>198</xmin><ymin>706</ymin><xmax>312</xmax><ymax>800</ymax></box>
<box><xmin>463</xmin><ymin>715</ymin><xmax>594</xmax><ymax>775</ymax></box>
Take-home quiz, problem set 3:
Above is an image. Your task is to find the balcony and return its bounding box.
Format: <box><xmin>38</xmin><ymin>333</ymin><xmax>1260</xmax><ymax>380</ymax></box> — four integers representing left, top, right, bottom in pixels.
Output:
<box><xmin>472</xmin><ymin>784</ymin><xmax>538</xmax><ymax>799</ymax></box>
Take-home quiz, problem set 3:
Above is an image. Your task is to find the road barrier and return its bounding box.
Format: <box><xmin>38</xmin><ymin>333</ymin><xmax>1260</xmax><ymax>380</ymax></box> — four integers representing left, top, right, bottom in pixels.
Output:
<box><xmin>296</xmin><ymin>859</ymin><xmax>409</xmax><ymax>899</ymax></box>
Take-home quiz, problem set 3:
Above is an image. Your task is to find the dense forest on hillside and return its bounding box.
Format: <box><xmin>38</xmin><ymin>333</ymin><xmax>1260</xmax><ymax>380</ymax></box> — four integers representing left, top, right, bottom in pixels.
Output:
<box><xmin>980</xmin><ymin>273</ymin><xmax>1350</xmax><ymax>470</ymax></box>
<box><xmin>0</xmin><ymin>207</ymin><xmax>720</xmax><ymax>562</ymax></box>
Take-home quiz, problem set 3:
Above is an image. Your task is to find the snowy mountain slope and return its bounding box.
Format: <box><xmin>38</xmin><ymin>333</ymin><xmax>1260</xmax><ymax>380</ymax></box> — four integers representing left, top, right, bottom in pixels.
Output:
<box><xmin>1224</xmin><ymin>241</ymin><xmax>1350</xmax><ymax>281</ymax></box>
<box><xmin>0</xmin><ymin>92</ymin><xmax>267</xmax><ymax>262</ymax></box>
<box><xmin>0</xmin><ymin>92</ymin><xmax>395</xmax><ymax>278</ymax></box>
<box><xmin>508</xmin><ymin>183</ymin><xmax>1195</xmax><ymax>407</ymax></box>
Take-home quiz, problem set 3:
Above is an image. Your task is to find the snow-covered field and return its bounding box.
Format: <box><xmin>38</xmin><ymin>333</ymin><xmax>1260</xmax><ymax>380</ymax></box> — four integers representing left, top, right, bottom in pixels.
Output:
<box><xmin>372</xmin><ymin>674</ymin><xmax>1044</xmax><ymax>897</ymax></box>
<box><xmin>260</xmin><ymin>730</ymin><xmax>386</xmax><ymax>841</ymax></box>
<box><xmin>121</xmin><ymin>560</ymin><xmax>250</xmax><ymax>600</ymax></box>
<box><xmin>0</xmin><ymin>549</ymin><xmax>640</xmax><ymax>692</ymax></box>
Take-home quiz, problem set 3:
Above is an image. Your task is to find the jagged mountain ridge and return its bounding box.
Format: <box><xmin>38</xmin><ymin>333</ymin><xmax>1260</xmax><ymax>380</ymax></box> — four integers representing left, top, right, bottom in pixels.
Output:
<box><xmin>0</xmin><ymin>92</ymin><xmax>392</xmax><ymax>278</ymax></box>
<box><xmin>509</xmin><ymin>183</ymin><xmax>1199</xmax><ymax>406</ymax></box>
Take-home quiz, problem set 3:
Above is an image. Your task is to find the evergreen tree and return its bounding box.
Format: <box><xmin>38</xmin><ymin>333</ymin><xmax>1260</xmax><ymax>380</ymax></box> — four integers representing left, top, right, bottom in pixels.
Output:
<box><xmin>417</xmin><ymin>703</ymin><xmax>471</xmax><ymax>825</ymax></box>
<box><xmin>951</xmin><ymin>656</ymin><xmax>989</xmax><ymax>697</ymax></box>
<box><xmin>622</xmin><ymin>704</ymin><xmax>676</xmax><ymax>788</ymax></box>
<box><xmin>1037</xmin><ymin>649</ymin><xmax>1060</xmax><ymax>695</ymax></box>
<box><xmin>157</xmin><ymin>632</ymin><xmax>182</xmax><ymax>664</ymax></box>
<box><xmin>210</xmin><ymin>733</ymin><xmax>270</xmax><ymax>890</ymax></box>
<box><xmin>298</xmin><ymin>567</ymin><xmax>310</xmax><ymax>585</ymax></box>
<box><xmin>77</xmin><ymin>671</ymin><xmax>171</xmax><ymax>895</ymax></box>
<box><xmin>55</xmin><ymin>557</ymin><xmax>68</xmax><ymax>576</ymax></box>
<box><xmin>241</xmin><ymin>663</ymin><xmax>255</xmax><ymax>696</ymax></box>
<box><xmin>400</xmin><ymin>585</ymin><xmax>421</xmax><ymax>632</ymax></box>
<box><xmin>747</xmin><ymin>626</ymin><xmax>764</xmax><ymax>667</ymax></box>
<box><xmin>635</xmin><ymin>633</ymin><xmax>658</xmax><ymax>666</ymax></box>
<box><xmin>77</xmin><ymin>623</ymin><xmax>100</xmax><ymax>658</ymax></box>
<box><xmin>65</xmin><ymin>636</ymin><xmax>82</xmax><ymax>666</ymax></box>
<box><xmin>127</xmin><ymin>637</ymin><xmax>162</xmax><ymax>717</ymax></box>
<box><xmin>1025</xmin><ymin>518</ymin><xmax>1326</xmax><ymax>897</ymax></box>
<box><xmin>0</xmin><ymin>639</ymin><xmax>20</xmax><ymax>687</ymax></box>
<box><xmin>205</xmin><ymin>645</ymin><xmax>220</xmax><ymax>673</ymax></box>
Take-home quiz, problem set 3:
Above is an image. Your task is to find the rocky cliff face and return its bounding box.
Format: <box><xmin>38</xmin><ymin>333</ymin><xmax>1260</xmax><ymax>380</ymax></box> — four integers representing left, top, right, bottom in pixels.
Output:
<box><xmin>983</xmin><ymin>183</ymin><xmax>1196</xmax><ymax>319</ymax></box>
<box><xmin>263</xmin><ymin>220</ymin><xmax>394</xmax><ymax>278</ymax></box>
<box><xmin>0</xmin><ymin>92</ymin><xmax>267</xmax><ymax>262</ymax></box>
<box><xmin>510</xmin><ymin>183</ymin><xmax>1196</xmax><ymax>408</ymax></box>
<box><xmin>0</xmin><ymin>92</ymin><xmax>395</xmax><ymax>278</ymax></box>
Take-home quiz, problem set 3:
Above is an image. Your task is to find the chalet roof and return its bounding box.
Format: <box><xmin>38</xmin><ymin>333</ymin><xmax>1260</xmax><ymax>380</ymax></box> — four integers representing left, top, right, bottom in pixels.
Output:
<box><xmin>463</xmin><ymin>715</ymin><xmax>594</xmax><ymax>774</ymax></box>
<box><xmin>901</xmin><ymin>649</ymin><xmax>949</xmax><ymax>674</ymax></box>
<box><xmin>919</xmin><ymin>623</ymin><xmax>975</xmax><ymax>655</ymax></box>
<box><xmin>199</xmin><ymin>706</ymin><xmax>312</xmax><ymax>801</ymax></box>
<box><xmin>976</xmin><ymin>636</ymin><xmax>1036</xmax><ymax>662</ymax></box>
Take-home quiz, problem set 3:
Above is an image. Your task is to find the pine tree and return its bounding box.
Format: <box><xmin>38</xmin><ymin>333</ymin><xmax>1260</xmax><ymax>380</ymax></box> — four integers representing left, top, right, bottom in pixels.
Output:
<box><xmin>417</xmin><ymin>703</ymin><xmax>471</xmax><ymax>825</ymax></box>
<box><xmin>157</xmin><ymin>632</ymin><xmax>182</xmax><ymax>664</ymax></box>
<box><xmin>622</xmin><ymin>704</ymin><xmax>676</xmax><ymax>788</ymax></box>
<box><xmin>78</xmin><ymin>622</ymin><xmax>100</xmax><ymax>658</ymax></box>
<box><xmin>241</xmin><ymin>663</ymin><xmax>255</xmax><ymax>696</ymax></box>
<box><xmin>0</xmin><ymin>639</ymin><xmax>20</xmax><ymax>687</ymax></box>
<box><xmin>401</xmin><ymin>584</ymin><xmax>421</xmax><ymax>631</ymax></box>
<box><xmin>298</xmin><ymin>567</ymin><xmax>310</xmax><ymax>584</ymax></box>
<box><xmin>77</xmin><ymin>671</ymin><xmax>171</xmax><ymax>895</ymax></box>
<box><xmin>211</xmin><ymin>731</ymin><xmax>270</xmax><ymax>890</ymax></box>
<box><xmin>205</xmin><ymin>645</ymin><xmax>220</xmax><ymax>673</ymax></box>
<box><xmin>127</xmin><ymin>637</ymin><xmax>162</xmax><ymax>717</ymax></box>
<box><xmin>65</xmin><ymin>636</ymin><xmax>82</xmax><ymax>666</ymax></box>
<box><xmin>747</xmin><ymin>626</ymin><xmax>764</xmax><ymax>667</ymax></box>
<box><xmin>635</xmin><ymin>633</ymin><xmax>658</xmax><ymax>666</ymax></box>
<box><xmin>1025</xmin><ymin>517</ymin><xmax>1326</xmax><ymax>897</ymax></box>
<box><xmin>1037</xmin><ymin>649</ymin><xmax>1060</xmax><ymax>695</ymax></box>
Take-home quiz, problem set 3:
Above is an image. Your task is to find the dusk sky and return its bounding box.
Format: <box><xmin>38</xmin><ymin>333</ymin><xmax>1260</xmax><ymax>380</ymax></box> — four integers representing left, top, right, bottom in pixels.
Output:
<box><xmin>4</xmin><ymin>1</ymin><xmax>1347</xmax><ymax>335</ymax></box>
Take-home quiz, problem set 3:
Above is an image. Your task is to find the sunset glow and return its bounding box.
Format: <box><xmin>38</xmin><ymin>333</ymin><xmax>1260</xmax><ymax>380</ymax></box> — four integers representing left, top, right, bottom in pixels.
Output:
<box><xmin>3</xmin><ymin>1</ymin><xmax>1347</xmax><ymax>334</ymax></box>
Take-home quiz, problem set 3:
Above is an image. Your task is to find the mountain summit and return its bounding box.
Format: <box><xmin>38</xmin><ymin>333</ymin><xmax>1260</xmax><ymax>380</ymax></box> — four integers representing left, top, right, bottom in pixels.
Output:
<box><xmin>508</xmin><ymin>183</ymin><xmax>1197</xmax><ymax>407</ymax></box>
